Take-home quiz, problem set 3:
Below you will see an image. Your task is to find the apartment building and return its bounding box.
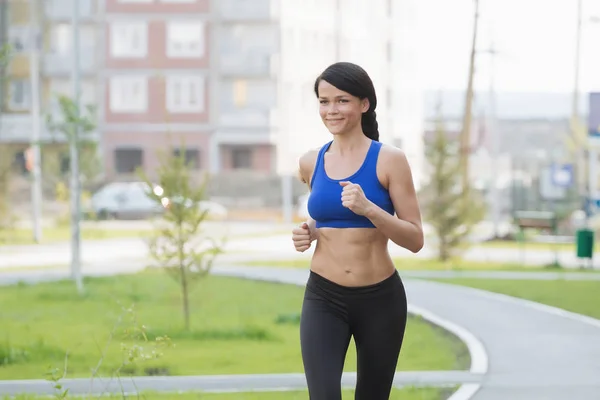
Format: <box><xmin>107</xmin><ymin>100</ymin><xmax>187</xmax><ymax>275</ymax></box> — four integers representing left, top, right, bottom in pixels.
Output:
<box><xmin>102</xmin><ymin>0</ymin><xmax>213</xmax><ymax>178</ymax></box>
<box><xmin>1</xmin><ymin>0</ymin><xmax>424</xmax><ymax>187</ymax></box>
<box><xmin>0</xmin><ymin>0</ymin><xmax>38</xmax><ymax>169</ymax></box>
<box><xmin>0</xmin><ymin>0</ymin><xmax>99</xmax><ymax>174</ymax></box>
<box><xmin>205</xmin><ymin>0</ymin><xmax>424</xmax><ymax>186</ymax></box>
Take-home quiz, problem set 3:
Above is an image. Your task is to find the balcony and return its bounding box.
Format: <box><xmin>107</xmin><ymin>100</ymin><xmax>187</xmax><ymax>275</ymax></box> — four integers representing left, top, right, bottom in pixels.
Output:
<box><xmin>219</xmin><ymin>109</ymin><xmax>271</xmax><ymax>128</ymax></box>
<box><xmin>221</xmin><ymin>53</ymin><xmax>272</xmax><ymax>77</ymax></box>
<box><xmin>44</xmin><ymin>0</ymin><xmax>96</xmax><ymax>21</ymax></box>
<box><xmin>218</xmin><ymin>0</ymin><xmax>273</xmax><ymax>22</ymax></box>
<box><xmin>0</xmin><ymin>114</ymin><xmax>99</xmax><ymax>144</ymax></box>
<box><xmin>43</xmin><ymin>50</ymin><xmax>97</xmax><ymax>77</ymax></box>
<box><xmin>0</xmin><ymin>114</ymin><xmax>56</xmax><ymax>143</ymax></box>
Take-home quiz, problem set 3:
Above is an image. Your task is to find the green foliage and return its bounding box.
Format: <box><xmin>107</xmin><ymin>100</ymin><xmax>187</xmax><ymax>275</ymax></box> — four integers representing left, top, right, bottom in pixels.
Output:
<box><xmin>43</xmin><ymin>303</ymin><xmax>172</xmax><ymax>400</ymax></box>
<box><xmin>0</xmin><ymin>45</ymin><xmax>15</xmax><ymax>236</ymax></box>
<box><xmin>139</xmin><ymin>145</ymin><xmax>225</xmax><ymax>331</ymax></box>
<box><xmin>45</xmin><ymin>95</ymin><xmax>101</xmax><ymax>186</ymax></box>
<box><xmin>0</xmin><ymin>146</ymin><xmax>16</xmax><ymax>239</ymax></box>
<box><xmin>420</xmin><ymin>109</ymin><xmax>485</xmax><ymax>262</ymax></box>
<box><xmin>0</xmin><ymin>43</ymin><xmax>11</xmax><ymax>67</ymax></box>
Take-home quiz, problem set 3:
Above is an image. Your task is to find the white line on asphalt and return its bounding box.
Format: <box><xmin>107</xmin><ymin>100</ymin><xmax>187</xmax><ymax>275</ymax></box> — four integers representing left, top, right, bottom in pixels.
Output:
<box><xmin>407</xmin><ymin>304</ymin><xmax>487</xmax><ymax>400</ymax></box>
<box><xmin>408</xmin><ymin>304</ymin><xmax>489</xmax><ymax>375</ymax></box>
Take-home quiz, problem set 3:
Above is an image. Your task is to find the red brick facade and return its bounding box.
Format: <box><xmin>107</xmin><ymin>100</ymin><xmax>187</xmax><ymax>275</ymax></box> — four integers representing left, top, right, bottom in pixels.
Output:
<box><xmin>101</xmin><ymin>0</ymin><xmax>273</xmax><ymax>178</ymax></box>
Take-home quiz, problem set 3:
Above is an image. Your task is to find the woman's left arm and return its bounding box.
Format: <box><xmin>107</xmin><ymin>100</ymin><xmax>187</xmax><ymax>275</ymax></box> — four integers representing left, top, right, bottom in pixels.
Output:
<box><xmin>363</xmin><ymin>148</ymin><xmax>424</xmax><ymax>253</ymax></box>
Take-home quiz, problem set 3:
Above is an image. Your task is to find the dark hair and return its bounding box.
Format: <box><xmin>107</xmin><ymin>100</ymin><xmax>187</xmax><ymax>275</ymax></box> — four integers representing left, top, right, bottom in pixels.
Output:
<box><xmin>313</xmin><ymin>62</ymin><xmax>379</xmax><ymax>141</ymax></box>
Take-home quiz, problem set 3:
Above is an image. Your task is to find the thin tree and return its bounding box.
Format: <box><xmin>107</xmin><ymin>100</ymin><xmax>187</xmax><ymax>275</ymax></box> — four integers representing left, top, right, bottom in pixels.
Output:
<box><xmin>421</xmin><ymin>101</ymin><xmax>486</xmax><ymax>262</ymax></box>
<box><xmin>139</xmin><ymin>145</ymin><xmax>224</xmax><ymax>331</ymax></box>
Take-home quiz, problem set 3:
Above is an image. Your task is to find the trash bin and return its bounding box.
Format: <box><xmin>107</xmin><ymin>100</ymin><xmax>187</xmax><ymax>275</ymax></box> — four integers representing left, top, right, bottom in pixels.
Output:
<box><xmin>576</xmin><ymin>229</ymin><xmax>594</xmax><ymax>259</ymax></box>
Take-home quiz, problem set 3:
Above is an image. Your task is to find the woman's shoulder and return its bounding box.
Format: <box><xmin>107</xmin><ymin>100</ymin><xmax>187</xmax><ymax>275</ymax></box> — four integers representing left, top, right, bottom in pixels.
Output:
<box><xmin>378</xmin><ymin>143</ymin><xmax>411</xmax><ymax>171</ymax></box>
<box><xmin>298</xmin><ymin>145</ymin><xmax>325</xmax><ymax>185</ymax></box>
<box><xmin>299</xmin><ymin>141</ymin><xmax>330</xmax><ymax>166</ymax></box>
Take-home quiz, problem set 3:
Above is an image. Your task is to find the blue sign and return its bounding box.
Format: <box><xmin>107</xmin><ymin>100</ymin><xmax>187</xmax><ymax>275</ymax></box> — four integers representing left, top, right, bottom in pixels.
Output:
<box><xmin>585</xmin><ymin>198</ymin><xmax>600</xmax><ymax>217</ymax></box>
<box><xmin>550</xmin><ymin>163</ymin><xmax>574</xmax><ymax>188</ymax></box>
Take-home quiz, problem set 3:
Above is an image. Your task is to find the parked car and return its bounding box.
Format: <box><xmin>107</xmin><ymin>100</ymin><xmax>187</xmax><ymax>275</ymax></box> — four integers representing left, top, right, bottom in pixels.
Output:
<box><xmin>162</xmin><ymin>196</ymin><xmax>229</xmax><ymax>220</ymax></box>
<box><xmin>88</xmin><ymin>182</ymin><xmax>228</xmax><ymax>221</ymax></box>
<box><xmin>89</xmin><ymin>182</ymin><xmax>165</xmax><ymax>220</ymax></box>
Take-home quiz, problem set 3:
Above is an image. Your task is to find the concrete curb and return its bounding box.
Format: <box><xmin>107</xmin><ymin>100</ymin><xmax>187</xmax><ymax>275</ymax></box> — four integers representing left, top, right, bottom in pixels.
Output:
<box><xmin>408</xmin><ymin>305</ymin><xmax>488</xmax><ymax>400</ymax></box>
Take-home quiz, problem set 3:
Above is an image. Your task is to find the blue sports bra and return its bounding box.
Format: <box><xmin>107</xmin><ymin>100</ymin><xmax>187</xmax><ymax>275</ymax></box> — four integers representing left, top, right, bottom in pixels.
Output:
<box><xmin>307</xmin><ymin>140</ymin><xmax>395</xmax><ymax>228</ymax></box>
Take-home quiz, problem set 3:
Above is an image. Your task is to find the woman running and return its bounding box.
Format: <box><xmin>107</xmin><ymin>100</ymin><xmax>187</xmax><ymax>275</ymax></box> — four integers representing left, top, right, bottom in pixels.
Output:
<box><xmin>292</xmin><ymin>61</ymin><xmax>424</xmax><ymax>400</ymax></box>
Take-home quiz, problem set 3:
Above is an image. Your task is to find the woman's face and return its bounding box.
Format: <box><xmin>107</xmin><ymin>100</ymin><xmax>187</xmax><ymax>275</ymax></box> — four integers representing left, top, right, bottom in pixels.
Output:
<box><xmin>317</xmin><ymin>80</ymin><xmax>369</xmax><ymax>136</ymax></box>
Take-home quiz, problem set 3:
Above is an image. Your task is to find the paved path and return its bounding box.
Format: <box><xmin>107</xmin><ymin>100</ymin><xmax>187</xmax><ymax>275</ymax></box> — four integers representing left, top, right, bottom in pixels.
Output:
<box><xmin>0</xmin><ymin>371</ymin><xmax>482</xmax><ymax>397</ymax></box>
<box><xmin>1</xmin><ymin>260</ymin><xmax>599</xmax><ymax>287</ymax></box>
<box><xmin>2</xmin><ymin>228</ymin><xmax>599</xmax><ymax>270</ymax></box>
<box><xmin>2</xmin><ymin>264</ymin><xmax>600</xmax><ymax>399</ymax></box>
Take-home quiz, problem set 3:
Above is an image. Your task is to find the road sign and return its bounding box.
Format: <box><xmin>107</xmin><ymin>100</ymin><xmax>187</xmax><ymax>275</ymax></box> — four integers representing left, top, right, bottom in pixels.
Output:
<box><xmin>585</xmin><ymin>198</ymin><xmax>600</xmax><ymax>217</ymax></box>
<box><xmin>550</xmin><ymin>163</ymin><xmax>574</xmax><ymax>188</ymax></box>
<box><xmin>540</xmin><ymin>167</ymin><xmax>566</xmax><ymax>200</ymax></box>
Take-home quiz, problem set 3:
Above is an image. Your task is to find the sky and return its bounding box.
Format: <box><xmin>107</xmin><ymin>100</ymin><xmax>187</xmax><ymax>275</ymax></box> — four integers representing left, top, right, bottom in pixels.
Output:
<box><xmin>416</xmin><ymin>0</ymin><xmax>600</xmax><ymax>94</ymax></box>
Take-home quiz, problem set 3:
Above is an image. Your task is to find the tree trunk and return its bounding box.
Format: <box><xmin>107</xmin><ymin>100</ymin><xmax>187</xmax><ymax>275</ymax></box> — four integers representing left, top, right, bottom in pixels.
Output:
<box><xmin>439</xmin><ymin>238</ymin><xmax>450</xmax><ymax>263</ymax></box>
<box><xmin>181</xmin><ymin>264</ymin><xmax>190</xmax><ymax>331</ymax></box>
<box><xmin>179</xmin><ymin>236</ymin><xmax>190</xmax><ymax>331</ymax></box>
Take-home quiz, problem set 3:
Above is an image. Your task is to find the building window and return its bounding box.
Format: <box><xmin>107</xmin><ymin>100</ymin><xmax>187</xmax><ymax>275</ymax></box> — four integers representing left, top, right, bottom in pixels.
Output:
<box><xmin>8</xmin><ymin>26</ymin><xmax>30</xmax><ymax>53</ymax></box>
<box><xmin>109</xmin><ymin>76</ymin><xmax>148</xmax><ymax>113</ymax></box>
<box><xmin>232</xmin><ymin>147</ymin><xmax>252</xmax><ymax>169</ymax></box>
<box><xmin>233</xmin><ymin>79</ymin><xmax>247</xmax><ymax>107</ymax></box>
<box><xmin>50</xmin><ymin>24</ymin><xmax>71</xmax><ymax>54</ymax></box>
<box><xmin>166</xmin><ymin>76</ymin><xmax>205</xmax><ymax>113</ymax></box>
<box><xmin>110</xmin><ymin>22</ymin><xmax>148</xmax><ymax>58</ymax></box>
<box><xmin>114</xmin><ymin>148</ymin><xmax>144</xmax><ymax>174</ymax></box>
<box><xmin>173</xmin><ymin>148</ymin><xmax>200</xmax><ymax>169</ymax></box>
<box><xmin>13</xmin><ymin>151</ymin><xmax>27</xmax><ymax>175</ymax></box>
<box><xmin>166</xmin><ymin>22</ymin><xmax>205</xmax><ymax>58</ymax></box>
<box><xmin>9</xmin><ymin>80</ymin><xmax>30</xmax><ymax>111</ymax></box>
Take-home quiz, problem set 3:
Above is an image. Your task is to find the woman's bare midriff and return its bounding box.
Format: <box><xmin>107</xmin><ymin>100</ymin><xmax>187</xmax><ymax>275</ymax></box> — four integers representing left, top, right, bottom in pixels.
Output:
<box><xmin>310</xmin><ymin>227</ymin><xmax>396</xmax><ymax>287</ymax></box>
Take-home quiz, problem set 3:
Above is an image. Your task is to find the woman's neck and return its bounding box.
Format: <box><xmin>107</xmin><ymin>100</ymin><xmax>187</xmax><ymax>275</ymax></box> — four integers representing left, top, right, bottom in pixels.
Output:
<box><xmin>331</xmin><ymin>130</ymin><xmax>370</xmax><ymax>155</ymax></box>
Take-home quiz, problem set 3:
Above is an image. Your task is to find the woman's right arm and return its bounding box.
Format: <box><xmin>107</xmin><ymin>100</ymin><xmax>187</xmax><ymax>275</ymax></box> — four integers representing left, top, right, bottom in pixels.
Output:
<box><xmin>298</xmin><ymin>149</ymin><xmax>320</xmax><ymax>241</ymax></box>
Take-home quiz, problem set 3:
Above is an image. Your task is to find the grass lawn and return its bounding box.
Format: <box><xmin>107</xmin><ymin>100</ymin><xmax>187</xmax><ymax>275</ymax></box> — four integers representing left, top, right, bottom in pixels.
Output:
<box><xmin>478</xmin><ymin>240</ymin><xmax>589</xmax><ymax>252</ymax></box>
<box><xmin>241</xmin><ymin>257</ymin><xmax>573</xmax><ymax>272</ymax></box>
<box><xmin>5</xmin><ymin>387</ymin><xmax>454</xmax><ymax>400</ymax></box>
<box><xmin>436</xmin><ymin>278</ymin><xmax>600</xmax><ymax>319</ymax></box>
<box><xmin>0</xmin><ymin>226</ymin><xmax>150</xmax><ymax>245</ymax></box>
<box><xmin>0</xmin><ymin>271</ymin><xmax>469</xmax><ymax>380</ymax></box>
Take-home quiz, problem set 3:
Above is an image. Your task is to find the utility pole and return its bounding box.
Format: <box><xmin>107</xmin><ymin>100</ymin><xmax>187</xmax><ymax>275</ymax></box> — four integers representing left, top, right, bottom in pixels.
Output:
<box><xmin>486</xmin><ymin>39</ymin><xmax>500</xmax><ymax>238</ymax></box>
<box><xmin>71</xmin><ymin>0</ymin><xmax>83</xmax><ymax>293</ymax></box>
<box><xmin>334</xmin><ymin>0</ymin><xmax>341</xmax><ymax>61</ymax></box>
<box><xmin>572</xmin><ymin>0</ymin><xmax>587</xmax><ymax>219</ymax></box>
<box><xmin>28</xmin><ymin>0</ymin><xmax>42</xmax><ymax>243</ymax></box>
<box><xmin>459</xmin><ymin>0</ymin><xmax>480</xmax><ymax>188</ymax></box>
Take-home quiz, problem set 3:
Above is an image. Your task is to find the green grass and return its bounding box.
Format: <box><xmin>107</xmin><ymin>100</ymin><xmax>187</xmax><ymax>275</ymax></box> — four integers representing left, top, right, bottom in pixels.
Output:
<box><xmin>0</xmin><ymin>271</ymin><xmax>468</xmax><ymax>380</ymax></box>
<box><xmin>0</xmin><ymin>226</ymin><xmax>149</xmax><ymax>245</ymax></box>
<box><xmin>436</xmin><ymin>278</ymin><xmax>600</xmax><ymax>319</ymax></box>
<box><xmin>5</xmin><ymin>387</ymin><xmax>454</xmax><ymax>400</ymax></box>
<box><xmin>241</xmin><ymin>257</ymin><xmax>572</xmax><ymax>272</ymax></box>
<box><xmin>478</xmin><ymin>239</ymin><xmax>589</xmax><ymax>252</ymax></box>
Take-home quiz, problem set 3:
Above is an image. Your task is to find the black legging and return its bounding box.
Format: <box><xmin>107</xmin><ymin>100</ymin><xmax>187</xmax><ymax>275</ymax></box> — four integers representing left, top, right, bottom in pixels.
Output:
<box><xmin>300</xmin><ymin>269</ymin><xmax>408</xmax><ymax>400</ymax></box>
